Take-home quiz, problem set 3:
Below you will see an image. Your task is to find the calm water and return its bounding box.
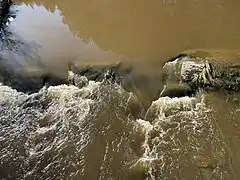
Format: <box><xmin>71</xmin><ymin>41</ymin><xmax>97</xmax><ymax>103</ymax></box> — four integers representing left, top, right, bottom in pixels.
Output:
<box><xmin>1</xmin><ymin>0</ymin><xmax>240</xmax><ymax>179</ymax></box>
<box><xmin>13</xmin><ymin>0</ymin><xmax>240</xmax><ymax>59</ymax></box>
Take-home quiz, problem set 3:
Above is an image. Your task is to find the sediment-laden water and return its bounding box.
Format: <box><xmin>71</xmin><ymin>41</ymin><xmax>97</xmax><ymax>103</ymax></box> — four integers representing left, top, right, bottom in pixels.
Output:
<box><xmin>1</xmin><ymin>1</ymin><xmax>240</xmax><ymax>180</ymax></box>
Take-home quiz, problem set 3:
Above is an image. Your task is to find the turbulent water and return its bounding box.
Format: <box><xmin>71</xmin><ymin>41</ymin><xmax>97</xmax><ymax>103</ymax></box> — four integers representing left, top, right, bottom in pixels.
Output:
<box><xmin>0</xmin><ymin>81</ymin><xmax>144</xmax><ymax>179</ymax></box>
<box><xmin>1</xmin><ymin>0</ymin><xmax>240</xmax><ymax>180</ymax></box>
<box><xmin>1</xmin><ymin>79</ymin><xmax>239</xmax><ymax>180</ymax></box>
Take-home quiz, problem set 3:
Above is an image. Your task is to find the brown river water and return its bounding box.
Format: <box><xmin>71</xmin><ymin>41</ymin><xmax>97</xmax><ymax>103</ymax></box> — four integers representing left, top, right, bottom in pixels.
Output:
<box><xmin>0</xmin><ymin>0</ymin><xmax>240</xmax><ymax>179</ymax></box>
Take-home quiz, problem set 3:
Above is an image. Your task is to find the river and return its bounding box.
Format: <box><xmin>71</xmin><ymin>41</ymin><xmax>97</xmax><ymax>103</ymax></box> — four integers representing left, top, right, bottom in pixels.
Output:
<box><xmin>0</xmin><ymin>0</ymin><xmax>240</xmax><ymax>179</ymax></box>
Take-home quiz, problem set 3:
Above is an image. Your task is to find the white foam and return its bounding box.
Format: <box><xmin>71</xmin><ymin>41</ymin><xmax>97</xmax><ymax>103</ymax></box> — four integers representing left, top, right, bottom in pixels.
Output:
<box><xmin>136</xmin><ymin>119</ymin><xmax>153</xmax><ymax>131</ymax></box>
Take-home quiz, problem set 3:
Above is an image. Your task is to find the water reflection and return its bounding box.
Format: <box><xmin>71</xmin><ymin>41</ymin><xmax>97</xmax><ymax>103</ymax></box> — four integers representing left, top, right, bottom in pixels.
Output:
<box><xmin>14</xmin><ymin>0</ymin><xmax>240</xmax><ymax>62</ymax></box>
<box><xmin>5</xmin><ymin>3</ymin><xmax>127</xmax><ymax>77</ymax></box>
<box><xmin>1</xmin><ymin>1</ymin><xmax>240</xmax><ymax>179</ymax></box>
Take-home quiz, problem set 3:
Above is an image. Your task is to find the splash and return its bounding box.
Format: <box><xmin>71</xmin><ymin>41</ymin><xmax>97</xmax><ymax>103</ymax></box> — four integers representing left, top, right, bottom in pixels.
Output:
<box><xmin>132</xmin><ymin>95</ymin><xmax>232</xmax><ymax>180</ymax></box>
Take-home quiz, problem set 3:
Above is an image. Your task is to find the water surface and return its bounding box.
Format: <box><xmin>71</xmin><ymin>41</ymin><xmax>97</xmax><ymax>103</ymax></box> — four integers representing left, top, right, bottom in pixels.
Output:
<box><xmin>14</xmin><ymin>0</ymin><xmax>240</xmax><ymax>62</ymax></box>
<box><xmin>1</xmin><ymin>0</ymin><xmax>240</xmax><ymax>179</ymax></box>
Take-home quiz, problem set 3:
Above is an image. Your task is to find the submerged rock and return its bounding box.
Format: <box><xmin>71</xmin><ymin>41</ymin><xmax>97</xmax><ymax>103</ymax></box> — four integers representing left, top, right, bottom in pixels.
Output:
<box><xmin>161</xmin><ymin>51</ymin><xmax>240</xmax><ymax>97</ymax></box>
<box><xmin>68</xmin><ymin>62</ymin><xmax>158</xmax><ymax>108</ymax></box>
<box><xmin>0</xmin><ymin>63</ymin><xmax>68</xmax><ymax>93</ymax></box>
<box><xmin>68</xmin><ymin>61</ymin><xmax>132</xmax><ymax>86</ymax></box>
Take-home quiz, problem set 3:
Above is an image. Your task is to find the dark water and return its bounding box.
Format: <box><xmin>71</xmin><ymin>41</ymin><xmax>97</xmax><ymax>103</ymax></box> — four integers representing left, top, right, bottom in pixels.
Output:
<box><xmin>0</xmin><ymin>0</ymin><xmax>240</xmax><ymax>179</ymax></box>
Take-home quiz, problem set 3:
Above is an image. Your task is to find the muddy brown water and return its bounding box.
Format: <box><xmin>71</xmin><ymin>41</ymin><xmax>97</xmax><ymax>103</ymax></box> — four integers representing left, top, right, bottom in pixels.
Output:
<box><xmin>1</xmin><ymin>0</ymin><xmax>240</xmax><ymax>179</ymax></box>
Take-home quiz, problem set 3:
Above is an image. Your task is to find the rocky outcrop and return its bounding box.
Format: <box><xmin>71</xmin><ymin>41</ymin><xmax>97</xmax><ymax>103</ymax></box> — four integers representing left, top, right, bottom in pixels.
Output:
<box><xmin>160</xmin><ymin>52</ymin><xmax>240</xmax><ymax>97</ymax></box>
<box><xmin>68</xmin><ymin>62</ymin><xmax>164</xmax><ymax>108</ymax></box>
<box><xmin>68</xmin><ymin>62</ymin><xmax>132</xmax><ymax>85</ymax></box>
<box><xmin>0</xmin><ymin>60</ymin><xmax>132</xmax><ymax>94</ymax></box>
